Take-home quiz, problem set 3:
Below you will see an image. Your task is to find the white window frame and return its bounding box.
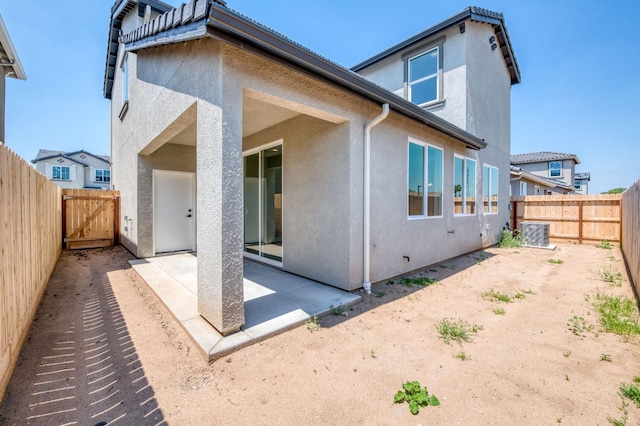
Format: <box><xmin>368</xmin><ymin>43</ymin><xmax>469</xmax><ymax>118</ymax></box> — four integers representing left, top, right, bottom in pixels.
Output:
<box><xmin>408</xmin><ymin>47</ymin><xmax>439</xmax><ymax>106</ymax></box>
<box><xmin>574</xmin><ymin>180</ymin><xmax>582</xmax><ymax>190</ymax></box>
<box><xmin>520</xmin><ymin>181</ymin><xmax>527</xmax><ymax>195</ymax></box>
<box><xmin>52</xmin><ymin>165</ymin><xmax>70</xmax><ymax>181</ymax></box>
<box><xmin>122</xmin><ymin>54</ymin><xmax>129</xmax><ymax>104</ymax></box>
<box><xmin>549</xmin><ymin>161</ymin><xmax>562</xmax><ymax>178</ymax></box>
<box><xmin>407</xmin><ymin>138</ymin><xmax>443</xmax><ymax>220</ymax></box>
<box><xmin>483</xmin><ymin>164</ymin><xmax>499</xmax><ymax>215</ymax></box>
<box><xmin>454</xmin><ymin>155</ymin><xmax>477</xmax><ymax>216</ymax></box>
<box><xmin>95</xmin><ymin>169</ymin><xmax>110</xmax><ymax>183</ymax></box>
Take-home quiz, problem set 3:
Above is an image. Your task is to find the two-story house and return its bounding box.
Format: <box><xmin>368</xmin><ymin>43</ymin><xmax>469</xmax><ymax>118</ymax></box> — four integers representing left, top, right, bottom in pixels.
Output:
<box><xmin>510</xmin><ymin>151</ymin><xmax>590</xmax><ymax>195</ymax></box>
<box><xmin>104</xmin><ymin>0</ymin><xmax>520</xmax><ymax>334</ymax></box>
<box><xmin>32</xmin><ymin>149</ymin><xmax>111</xmax><ymax>189</ymax></box>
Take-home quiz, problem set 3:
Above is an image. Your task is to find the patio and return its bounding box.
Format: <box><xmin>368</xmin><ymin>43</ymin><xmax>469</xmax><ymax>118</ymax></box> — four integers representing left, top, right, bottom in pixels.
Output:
<box><xmin>129</xmin><ymin>254</ymin><xmax>361</xmax><ymax>361</ymax></box>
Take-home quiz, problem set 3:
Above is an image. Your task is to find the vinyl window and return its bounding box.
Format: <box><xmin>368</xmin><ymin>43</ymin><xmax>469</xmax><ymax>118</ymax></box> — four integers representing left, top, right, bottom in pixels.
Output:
<box><xmin>95</xmin><ymin>169</ymin><xmax>110</xmax><ymax>183</ymax></box>
<box><xmin>454</xmin><ymin>155</ymin><xmax>476</xmax><ymax>215</ymax></box>
<box><xmin>408</xmin><ymin>140</ymin><xmax>443</xmax><ymax>218</ymax></box>
<box><xmin>549</xmin><ymin>161</ymin><xmax>562</xmax><ymax>178</ymax></box>
<box><xmin>408</xmin><ymin>47</ymin><xmax>439</xmax><ymax>106</ymax></box>
<box><xmin>483</xmin><ymin>164</ymin><xmax>499</xmax><ymax>214</ymax></box>
<box><xmin>52</xmin><ymin>166</ymin><xmax>70</xmax><ymax>180</ymax></box>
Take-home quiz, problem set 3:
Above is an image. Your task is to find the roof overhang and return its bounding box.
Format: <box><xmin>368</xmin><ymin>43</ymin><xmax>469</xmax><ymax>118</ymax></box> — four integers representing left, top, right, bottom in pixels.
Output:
<box><xmin>0</xmin><ymin>14</ymin><xmax>26</xmax><ymax>80</ymax></box>
<box><xmin>351</xmin><ymin>6</ymin><xmax>520</xmax><ymax>85</ymax></box>
<box><xmin>119</xmin><ymin>2</ymin><xmax>487</xmax><ymax>150</ymax></box>
<box><xmin>510</xmin><ymin>166</ymin><xmax>574</xmax><ymax>191</ymax></box>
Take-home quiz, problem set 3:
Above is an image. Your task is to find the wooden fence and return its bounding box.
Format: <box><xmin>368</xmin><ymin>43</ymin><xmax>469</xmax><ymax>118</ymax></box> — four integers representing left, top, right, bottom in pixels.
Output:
<box><xmin>0</xmin><ymin>144</ymin><xmax>62</xmax><ymax>402</ymax></box>
<box><xmin>509</xmin><ymin>194</ymin><xmax>623</xmax><ymax>243</ymax></box>
<box><xmin>621</xmin><ymin>180</ymin><xmax>639</xmax><ymax>295</ymax></box>
<box><xmin>62</xmin><ymin>189</ymin><xmax>120</xmax><ymax>249</ymax></box>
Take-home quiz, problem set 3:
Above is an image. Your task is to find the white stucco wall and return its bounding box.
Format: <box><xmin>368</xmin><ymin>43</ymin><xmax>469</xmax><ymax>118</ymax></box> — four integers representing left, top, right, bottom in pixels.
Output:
<box><xmin>517</xmin><ymin>160</ymin><xmax>575</xmax><ymax>187</ymax></box>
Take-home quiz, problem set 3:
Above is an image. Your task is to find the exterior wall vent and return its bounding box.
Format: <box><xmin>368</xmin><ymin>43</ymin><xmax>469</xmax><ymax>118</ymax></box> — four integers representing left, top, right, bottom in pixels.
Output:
<box><xmin>520</xmin><ymin>222</ymin><xmax>550</xmax><ymax>247</ymax></box>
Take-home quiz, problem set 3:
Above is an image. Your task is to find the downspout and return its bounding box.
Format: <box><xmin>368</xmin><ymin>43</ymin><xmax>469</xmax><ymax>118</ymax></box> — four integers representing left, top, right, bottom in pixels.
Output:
<box><xmin>363</xmin><ymin>103</ymin><xmax>390</xmax><ymax>294</ymax></box>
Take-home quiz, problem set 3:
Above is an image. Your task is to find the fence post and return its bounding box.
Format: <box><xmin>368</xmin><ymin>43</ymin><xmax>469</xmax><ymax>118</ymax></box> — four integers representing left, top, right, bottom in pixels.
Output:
<box><xmin>61</xmin><ymin>195</ymin><xmax>67</xmax><ymax>249</ymax></box>
<box><xmin>513</xmin><ymin>200</ymin><xmax>518</xmax><ymax>231</ymax></box>
<box><xmin>578</xmin><ymin>201</ymin><xmax>583</xmax><ymax>244</ymax></box>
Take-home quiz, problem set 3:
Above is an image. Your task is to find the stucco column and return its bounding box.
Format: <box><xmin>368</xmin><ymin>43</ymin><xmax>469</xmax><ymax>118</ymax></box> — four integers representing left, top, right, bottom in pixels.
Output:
<box><xmin>196</xmin><ymin>98</ymin><xmax>245</xmax><ymax>334</ymax></box>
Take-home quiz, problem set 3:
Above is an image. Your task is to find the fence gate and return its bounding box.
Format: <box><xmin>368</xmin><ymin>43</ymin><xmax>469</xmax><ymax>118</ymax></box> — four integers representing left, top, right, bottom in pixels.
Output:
<box><xmin>62</xmin><ymin>189</ymin><xmax>120</xmax><ymax>249</ymax></box>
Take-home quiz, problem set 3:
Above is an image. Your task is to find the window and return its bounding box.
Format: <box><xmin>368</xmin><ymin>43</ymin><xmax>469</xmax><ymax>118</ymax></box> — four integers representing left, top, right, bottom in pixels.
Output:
<box><xmin>520</xmin><ymin>181</ymin><xmax>527</xmax><ymax>195</ymax></box>
<box><xmin>549</xmin><ymin>161</ymin><xmax>562</xmax><ymax>178</ymax></box>
<box><xmin>574</xmin><ymin>180</ymin><xmax>582</xmax><ymax>190</ymax></box>
<box><xmin>408</xmin><ymin>140</ymin><xmax>443</xmax><ymax>217</ymax></box>
<box><xmin>454</xmin><ymin>155</ymin><xmax>476</xmax><ymax>215</ymax></box>
<box><xmin>535</xmin><ymin>185</ymin><xmax>541</xmax><ymax>195</ymax></box>
<box><xmin>483</xmin><ymin>164</ymin><xmax>499</xmax><ymax>214</ymax></box>
<box><xmin>96</xmin><ymin>169</ymin><xmax>110</xmax><ymax>183</ymax></box>
<box><xmin>408</xmin><ymin>47</ymin><xmax>439</xmax><ymax>106</ymax></box>
<box><xmin>52</xmin><ymin>166</ymin><xmax>70</xmax><ymax>180</ymax></box>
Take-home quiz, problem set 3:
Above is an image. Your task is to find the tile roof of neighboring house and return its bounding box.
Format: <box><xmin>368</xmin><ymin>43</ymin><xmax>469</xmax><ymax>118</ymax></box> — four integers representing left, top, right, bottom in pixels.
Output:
<box><xmin>0</xmin><ymin>14</ymin><xmax>26</xmax><ymax>80</ymax></box>
<box><xmin>351</xmin><ymin>6</ymin><xmax>520</xmax><ymax>85</ymax></box>
<box><xmin>32</xmin><ymin>149</ymin><xmax>111</xmax><ymax>167</ymax></box>
<box><xmin>575</xmin><ymin>172</ymin><xmax>591</xmax><ymax>181</ymax></box>
<box><xmin>510</xmin><ymin>165</ymin><xmax>574</xmax><ymax>192</ymax></box>
<box><xmin>510</xmin><ymin>151</ymin><xmax>581</xmax><ymax>165</ymax></box>
<box><xmin>103</xmin><ymin>0</ymin><xmax>490</xmax><ymax>151</ymax></box>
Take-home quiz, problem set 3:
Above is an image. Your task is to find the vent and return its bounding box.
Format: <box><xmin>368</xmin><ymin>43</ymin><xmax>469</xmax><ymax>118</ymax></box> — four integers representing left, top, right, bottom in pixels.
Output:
<box><xmin>520</xmin><ymin>222</ymin><xmax>550</xmax><ymax>247</ymax></box>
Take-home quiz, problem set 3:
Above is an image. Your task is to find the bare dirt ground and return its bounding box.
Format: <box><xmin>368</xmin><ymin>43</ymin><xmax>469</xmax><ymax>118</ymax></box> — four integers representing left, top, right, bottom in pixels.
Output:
<box><xmin>1</xmin><ymin>243</ymin><xmax>639</xmax><ymax>425</ymax></box>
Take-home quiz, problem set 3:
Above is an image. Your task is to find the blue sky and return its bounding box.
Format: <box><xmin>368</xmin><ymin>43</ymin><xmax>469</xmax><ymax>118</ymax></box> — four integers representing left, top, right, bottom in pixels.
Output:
<box><xmin>2</xmin><ymin>0</ymin><xmax>639</xmax><ymax>193</ymax></box>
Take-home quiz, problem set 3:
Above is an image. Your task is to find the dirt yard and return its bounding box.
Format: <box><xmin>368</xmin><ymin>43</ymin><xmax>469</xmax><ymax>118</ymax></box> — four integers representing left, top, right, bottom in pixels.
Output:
<box><xmin>1</xmin><ymin>243</ymin><xmax>639</xmax><ymax>425</ymax></box>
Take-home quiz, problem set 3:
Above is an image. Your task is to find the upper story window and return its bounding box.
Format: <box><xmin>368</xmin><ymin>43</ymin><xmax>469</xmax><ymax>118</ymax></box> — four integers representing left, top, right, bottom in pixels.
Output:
<box><xmin>574</xmin><ymin>180</ymin><xmax>582</xmax><ymax>190</ymax></box>
<box><xmin>408</xmin><ymin>139</ymin><xmax>443</xmax><ymax>218</ymax></box>
<box><xmin>95</xmin><ymin>169</ymin><xmax>110</xmax><ymax>183</ymax></box>
<box><xmin>408</xmin><ymin>48</ymin><xmax>439</xmax><ymax>105</ymax></box>
<box><xmin>52</xmin><ymin>165</ymin><xmax>70</xmax><ymax>180</ymax></box>
<box><xmin>122</xmin><ymin>54</ymin><xmax>129</xmax><ymax>104</ymax></box>
<box><xmin>454</xmin><ymin>155</ymin><xmax>476</xmax><ymax>215</ymax></box>
<box><xmin>404</xmin><ymin>38</ymin><xmax>444</xmax><ymax>108</ymax></box>
<box><xmin>549</xmin><ymin>161</ymin><xmax>562</xmax><ymax>178</ymax></box>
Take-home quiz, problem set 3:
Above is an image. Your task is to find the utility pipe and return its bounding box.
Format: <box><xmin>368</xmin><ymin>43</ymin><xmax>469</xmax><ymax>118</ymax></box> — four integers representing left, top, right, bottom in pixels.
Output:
<box><xmin>363</xmin><ymin>103</ymin><xmax>389</xmax><ymax>294</ymax></box>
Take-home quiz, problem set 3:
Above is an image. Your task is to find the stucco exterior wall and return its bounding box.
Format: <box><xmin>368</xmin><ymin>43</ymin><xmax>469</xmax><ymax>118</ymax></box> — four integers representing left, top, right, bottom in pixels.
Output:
<box><xmin>517</xmin><ymin>160</ymin><xmax>575</xmax><ymax>187</ymax></box>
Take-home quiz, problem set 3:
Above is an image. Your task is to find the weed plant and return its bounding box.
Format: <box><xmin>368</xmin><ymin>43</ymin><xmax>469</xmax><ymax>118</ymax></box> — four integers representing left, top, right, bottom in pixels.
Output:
<box><xmin>436</xmin><ymin>318</ymin><xmax>483</xmax><ymax>345</ymax></box>
<box><xmin>393</xmin><ymin>381</ymin><xmax>439</xmax><ymax>414</ymax></box>
<box><xmin>497</xmin><ymin>229</ymin><xmax>524</xmax><ymax>248</ymax></box>
<box><xmin>593</xmin><ymin>293</ymin><xmax>640</xmax><ymax>336</ymax></box>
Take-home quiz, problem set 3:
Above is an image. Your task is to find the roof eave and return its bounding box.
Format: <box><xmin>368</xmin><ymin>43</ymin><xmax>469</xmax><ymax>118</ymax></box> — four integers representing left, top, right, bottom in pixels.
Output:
<box><xmin>0</xmin><ymin>15</ymin><xmax>26</xmax><ymax>80</ymax></box>
<box><xmin>204</xmin><ymin>5</ymin><xmax>486</xmax><ymax>150</ymax></box>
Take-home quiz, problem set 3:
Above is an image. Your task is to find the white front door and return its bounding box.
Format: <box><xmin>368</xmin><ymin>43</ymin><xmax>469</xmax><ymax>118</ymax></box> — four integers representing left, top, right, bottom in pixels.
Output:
<box><xmin>153</xmin><ymin>170</ymin><xmax>195</xmax><ymax>254</ymax></box>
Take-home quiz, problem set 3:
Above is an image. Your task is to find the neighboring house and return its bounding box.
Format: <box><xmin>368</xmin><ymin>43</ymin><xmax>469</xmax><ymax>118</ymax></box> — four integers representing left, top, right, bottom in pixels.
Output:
<box><xmin>104</xmin><ymin>0</ymin><xmax>520</xmax><ymax>334</ymax></box>
<box><xmin>574</xmin><ymin>172</ymin><xmax>590</xmax><ymax>194</ymax></box>
<box><xmin>0</xmin><ymin>14</ymin><xmax>26</xmax><ymax>144</ymax></box>
<box><xmin>510</xmin><ymin>165</ymin><xmax>574</xmax><ymax>196</ymax></box>
<box><xmin>32</xmin><ymin>149</ymin><xmax>111</xmax><ymax>189</ymax></box>
<box><xmin>510</xmin><ymin>151</ymin><xmax>590</xmax><ymax>196</ymax></box>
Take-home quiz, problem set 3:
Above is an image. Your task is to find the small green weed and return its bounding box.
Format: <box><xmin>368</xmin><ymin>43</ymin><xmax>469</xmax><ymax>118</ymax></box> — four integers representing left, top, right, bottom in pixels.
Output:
<box><xmin>608</xmin><ymin>391</ymin><xmax>629</xmax><ymax>426</ymax></box>
<box><xmin>522</xmin><ymin>288</ymin><xmax>537</xmax><ymax>295</ymax></box>
<box><xmin>548</xmin><ymin>259</ymin><xmax>564</xmax><ymax>264</ymax></box>
<box><xmin>493</xmin><ymin>307</ymin><xmax>505</xmax><ymax>315</ymax></box>
<box><xmin>567</xmin><ymin>315</ymin><xmax>589</xmax><ymax>337</ymax></box>
<box><xmin>593</xmin><ymin>293</ymin><xmax>640</xmax><ymax>336</ymax></box>
<box><xmin>620</xmin><ymin>382</ymin><xmax>640</xmax><ymax>408</ymax></box>
<box><xmin>514</xmin><ymin>292</ymin><xmax>526</xmax><ymax>300</ymax></box>
<box><xmin>563</xmin><ymin>350</ymin><xmax>572</xmax><ymax>358</ymax></box>
<box><xmin>374</xmin><ymin>291</ymin><xmax>386</xmax><ymax>298</ymax></box>
<box><xmin>601</xmin><ymin>354</ymin><xmax>612</xmax><ymax>362</ymax></box>
<box><xmin>401</xmin><ymin>276</ymin><xmax>437</xmax><ymax>287</ymax></box>
<box><xmin>597</xmin><ymin>240</ymin><xmax>613</xmax><ymax>249</ymax></box>
<box><xmin>306</xmin><ymin>315</ymin><xmax>321</xmax><ymax>332</ymax></box>
<box><xmin>634</xmin><ymin>376</ymin><xmax>640</xmax><ymax>384</ymax></box>
<box><xmin>497</xmin><ymin>229</ymin><xmax>524</xmax><ymax>248</ymax></box>
<box><xmin>393</xmin><ymin>381</ymin><xmax>440</xmax><ymax>415</ymax></box>
<box><xmin>436</xmin><ymin>318</ymin><xmax>483</xmax><ymax>345</ymax></box>
<box><xmin>453</xmin><ymin>351</ymin><xmax>469</xmax><ymax>361</ymax></box>
<box><xmin>599</xmin><ymin>267</ymin><xmax>623</xmax><ymax>287</ymax></box>
<box><xmin>329</xmin><ymin>304</ymin><xmax>345</xmax><ymax>315</ymax></box>
<box><xmin>482</xmin><ymin>289</ymin><xmax>512</xmax><ymax>303</ymax></box>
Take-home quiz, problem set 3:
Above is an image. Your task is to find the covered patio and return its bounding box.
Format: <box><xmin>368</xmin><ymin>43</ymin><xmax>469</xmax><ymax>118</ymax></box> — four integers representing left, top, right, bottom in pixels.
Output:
<box><xmin>129</xmin><ymin>254</ymin><xmax>361</xmax><ymax>361</ymax></box>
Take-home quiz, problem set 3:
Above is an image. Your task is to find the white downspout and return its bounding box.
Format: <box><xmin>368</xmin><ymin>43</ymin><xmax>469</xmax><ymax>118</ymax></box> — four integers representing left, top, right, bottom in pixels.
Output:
<box><xmin>363</xmin><ymin>103</ymin><xmax>390</xmax><ymax>294</ymax></box>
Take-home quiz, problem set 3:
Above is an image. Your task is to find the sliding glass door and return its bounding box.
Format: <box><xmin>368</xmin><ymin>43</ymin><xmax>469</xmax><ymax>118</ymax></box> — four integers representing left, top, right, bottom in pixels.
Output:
<box><xmin>243</xmin><ymin>143</ymin><xmax>283</xmax><ymax>265</ymax></box>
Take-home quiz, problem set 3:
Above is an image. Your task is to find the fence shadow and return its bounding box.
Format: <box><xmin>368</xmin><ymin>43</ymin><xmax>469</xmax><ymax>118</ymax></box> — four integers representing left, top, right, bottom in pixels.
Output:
<box><xmin>0</xmin><ymin>248</ymin><xmax>166</xmax><ymax>425</ymax></box>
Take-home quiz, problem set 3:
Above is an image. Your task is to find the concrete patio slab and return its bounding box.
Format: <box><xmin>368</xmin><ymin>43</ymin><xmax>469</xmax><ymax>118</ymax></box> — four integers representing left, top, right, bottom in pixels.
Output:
<box><xmin>129</xmin><ymin>255</ymin><xmax>361</xmax><ymax>361</ymax></box>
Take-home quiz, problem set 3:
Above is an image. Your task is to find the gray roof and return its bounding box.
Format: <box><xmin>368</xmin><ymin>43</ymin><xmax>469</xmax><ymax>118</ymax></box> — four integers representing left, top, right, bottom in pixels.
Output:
<box><xmin>511</xmin><ymin>151</ymin><xmax>581</xmax><ymax>165</ymax></box>
<box><xmin>0</xmin><ymin>14</ymin><xmax>26</xmax><ymax>80</ymax></box>
<box><xmin>33</xmin><ymin>149</ymin><xmax>110</xmax><ymax>166</ymax></box>
<box><xmin>575</xmin><ymin>172</ymin><xmax>590</xmax><ymax>181</ymax></box>
<box><xmin>509</xmin><ymin>165</ymin><xmax>574</xmax><ymax>191</ymax></box>
<box><xmin>351</xmin><ymin>6</ymin><xmax>520</xmax><ymax>85</ymax></box>
<box><xmin>104</xmin><ymin>0</ymin><xmax>488</xmax><ymax>150</ymax></box>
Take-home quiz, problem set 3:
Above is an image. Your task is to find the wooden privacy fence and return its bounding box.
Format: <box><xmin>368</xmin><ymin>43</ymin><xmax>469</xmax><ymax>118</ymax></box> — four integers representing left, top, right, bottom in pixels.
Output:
<box><xmin>0</xmin><ymin>144</ymin><xmax>62</xmax><ymax>402</ymax></box>
<box><xmin>509</xmin><ymin>194</ymin><xmax>623</xmax><ymax>243</ymax></box>
<box><xmin>621</xmin><ymin>179</ymin><xmax>639</xmax><ymax>295</ymax></box>
<box><xmin>62</xmin><ymin>189</ymin><xmax>120</xmax><ymax>249</ymax></box>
